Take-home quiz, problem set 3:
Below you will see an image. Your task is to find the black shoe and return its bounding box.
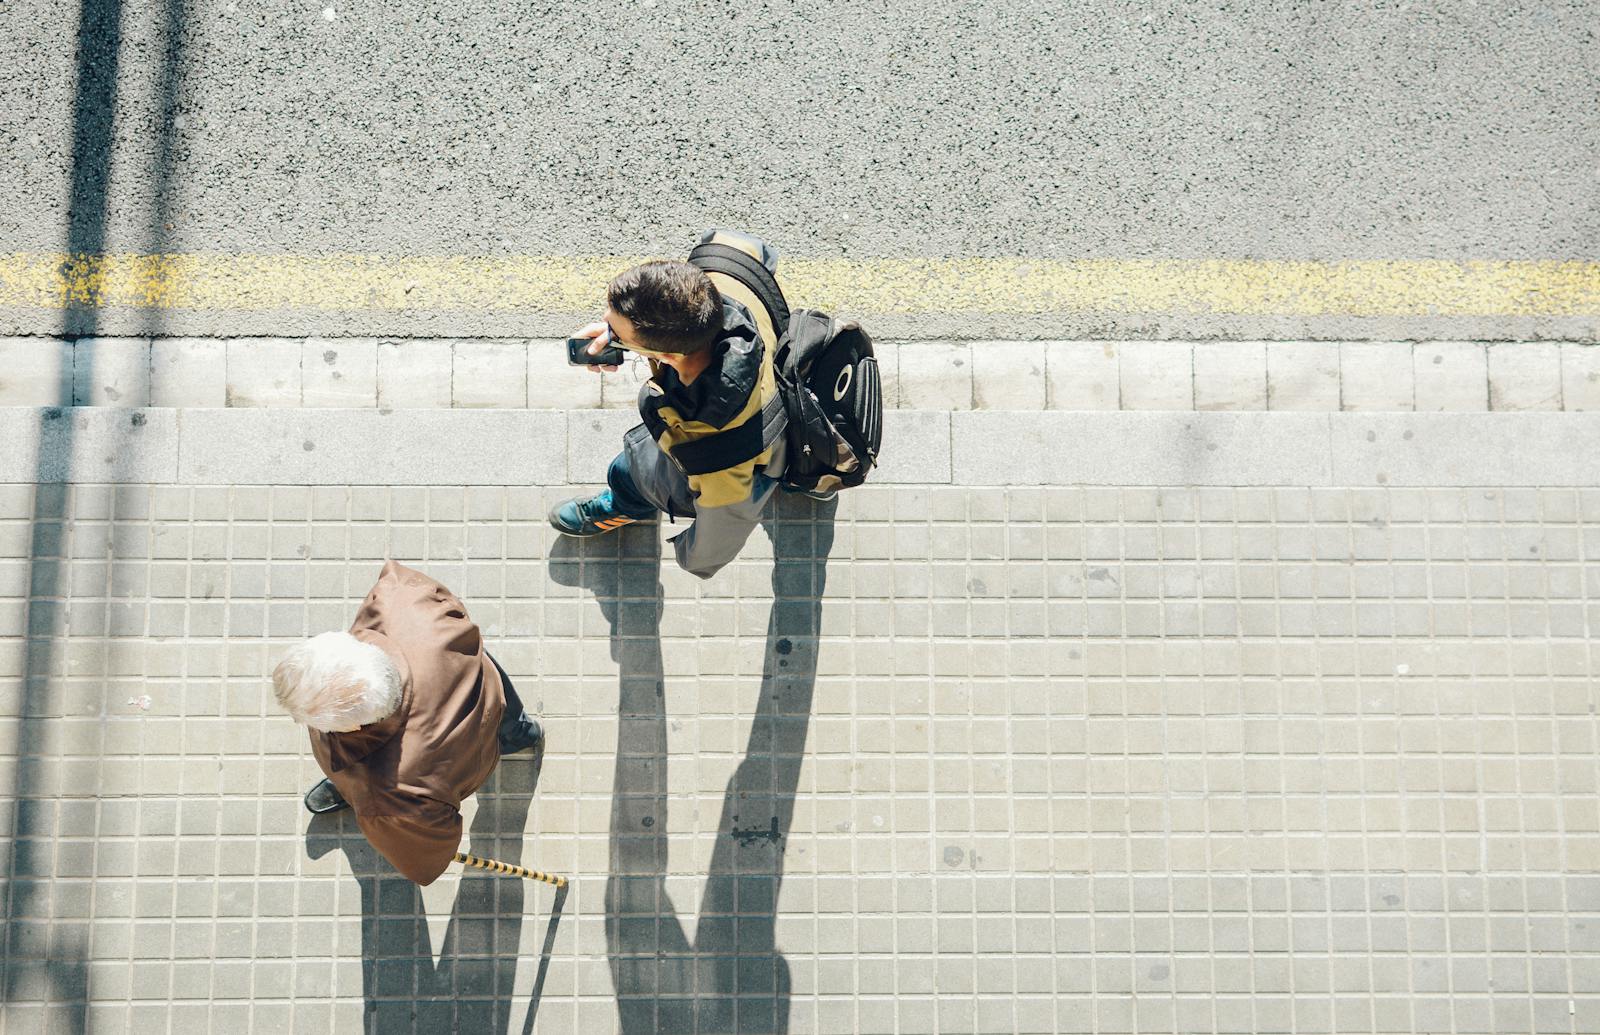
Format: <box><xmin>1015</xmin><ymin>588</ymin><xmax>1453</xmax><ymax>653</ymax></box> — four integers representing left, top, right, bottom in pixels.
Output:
<box><xmin>499</xmin><ymin>718</ymin><xmax>544</xmax><ymax>756</ymax></box>
<box><xmin>304</xmin><ymin>778</ymin><xmax>350</xmax><ymax>814</ymax></box>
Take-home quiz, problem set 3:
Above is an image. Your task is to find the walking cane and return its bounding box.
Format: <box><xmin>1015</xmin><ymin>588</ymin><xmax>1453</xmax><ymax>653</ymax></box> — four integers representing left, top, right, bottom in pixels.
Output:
<box><xmin>453</xmin><ymin>851</ymin><xmax>567</xmax><ymax>888</ymax></box>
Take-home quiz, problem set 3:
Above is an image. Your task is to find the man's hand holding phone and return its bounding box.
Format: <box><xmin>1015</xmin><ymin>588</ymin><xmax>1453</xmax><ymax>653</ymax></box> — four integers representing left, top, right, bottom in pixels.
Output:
<box><xmin>566</xmin><ymin>321</ymin><xmax>624</xmax><ymax>372</ymax></box>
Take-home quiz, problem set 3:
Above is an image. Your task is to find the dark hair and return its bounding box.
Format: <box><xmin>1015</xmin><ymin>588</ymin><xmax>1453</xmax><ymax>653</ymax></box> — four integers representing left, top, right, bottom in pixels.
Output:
<box><xmin>606</xmin><ymin>260</ymin><xmax>723</xmax><ymax>354</ymax></box>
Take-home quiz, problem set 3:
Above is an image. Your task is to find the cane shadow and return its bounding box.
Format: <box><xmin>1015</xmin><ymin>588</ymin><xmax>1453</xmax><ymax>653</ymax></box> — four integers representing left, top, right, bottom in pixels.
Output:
<box><xmin>549</xmin><ymin>494</ymin><xmax>835</xmax><ymax>1034</ymax></box>
<box><xmin>305</xmin><ymin>749</ymin><xmax>559</xmax><ymax>1035</ymax></box>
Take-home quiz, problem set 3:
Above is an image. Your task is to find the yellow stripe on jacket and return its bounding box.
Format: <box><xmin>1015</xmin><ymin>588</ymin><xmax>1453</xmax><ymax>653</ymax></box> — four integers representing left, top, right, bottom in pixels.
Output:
<box><xmin>648</xmin><ymin>254</ymin><xmax>784</xmax><ymax>509</ymax></box>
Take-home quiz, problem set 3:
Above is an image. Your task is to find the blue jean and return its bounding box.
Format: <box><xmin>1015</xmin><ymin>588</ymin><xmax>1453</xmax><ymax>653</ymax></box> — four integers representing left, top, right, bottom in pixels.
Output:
<box><xmin>488</xmin><ymin>655</ymin><xmax>538</xmax><ymax>754</ymax></box>
<box><xmin>606</xmin><ymin>449</ymin><xmax>662</xmax><ymax>519</ymax></box>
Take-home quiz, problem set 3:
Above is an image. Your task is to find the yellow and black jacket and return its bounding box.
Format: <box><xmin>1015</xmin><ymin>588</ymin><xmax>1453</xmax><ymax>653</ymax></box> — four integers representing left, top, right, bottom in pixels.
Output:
<box><xmin>620</xmin><ymin>233</ymin><xmax>787</xmax><ymax>578</ymax></box>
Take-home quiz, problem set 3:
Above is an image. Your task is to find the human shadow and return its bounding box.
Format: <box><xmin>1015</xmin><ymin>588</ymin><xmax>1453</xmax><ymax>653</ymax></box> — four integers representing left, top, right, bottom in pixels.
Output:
<box><xmin>305</xmin><ymin>746</ymin><xmax>562</xmax><ymax>1034</ymax></box>
<box><xmin>549</xmin><ymin>494</ymin><xmax>836</xmax><ymax>1034</ymax></box>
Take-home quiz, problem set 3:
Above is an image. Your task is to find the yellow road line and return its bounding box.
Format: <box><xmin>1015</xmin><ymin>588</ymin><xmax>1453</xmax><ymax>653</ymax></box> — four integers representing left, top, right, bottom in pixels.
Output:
<box><xmin>2</xmin><ymin>253</ymin><xmax>1598</xmax><ymax>316</ymax></box>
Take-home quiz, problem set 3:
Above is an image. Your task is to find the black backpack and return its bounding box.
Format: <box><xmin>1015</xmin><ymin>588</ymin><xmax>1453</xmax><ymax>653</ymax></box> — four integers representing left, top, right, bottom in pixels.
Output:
<box><xmin>667</xmin><ymin>241</ymin><xmax>884</xmax><ymax>493</ymax></box>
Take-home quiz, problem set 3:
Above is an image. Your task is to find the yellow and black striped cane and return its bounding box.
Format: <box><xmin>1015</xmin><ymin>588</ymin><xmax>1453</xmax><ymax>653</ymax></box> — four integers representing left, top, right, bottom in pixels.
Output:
<box><xmin>453</xmin><ymin>851</ymin><xmax>567</xmax><ymax>888</ymax></box>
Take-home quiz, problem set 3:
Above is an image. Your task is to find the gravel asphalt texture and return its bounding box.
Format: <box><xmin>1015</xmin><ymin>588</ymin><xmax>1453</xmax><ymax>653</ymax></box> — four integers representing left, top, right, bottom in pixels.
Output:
<box><xmin>3</xmin><ymin>0</ymin><xmax>1596</xmax><ymax>260</ymax></box>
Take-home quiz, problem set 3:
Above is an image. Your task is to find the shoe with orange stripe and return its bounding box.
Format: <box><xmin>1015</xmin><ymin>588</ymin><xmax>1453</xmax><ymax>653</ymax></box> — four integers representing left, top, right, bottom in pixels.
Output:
<box><xmin>547</xmin><ymin>491</ymin><xmax>653</xmax><ymax>538</ymax></box>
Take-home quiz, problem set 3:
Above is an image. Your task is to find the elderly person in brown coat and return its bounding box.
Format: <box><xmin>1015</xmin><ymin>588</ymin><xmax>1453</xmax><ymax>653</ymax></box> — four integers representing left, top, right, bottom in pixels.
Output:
<box><xmin>272</xmin><ymin>560</ymin><xmax>542</xmax><ymax>886</ymax></box>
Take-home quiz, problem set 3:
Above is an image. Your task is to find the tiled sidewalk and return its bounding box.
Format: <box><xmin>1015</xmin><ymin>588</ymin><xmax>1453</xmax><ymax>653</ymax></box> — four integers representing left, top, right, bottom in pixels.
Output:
<box><xmin>2</xmin><ymin>469</ymin><xmax>1599</xmax><ymax>1033</ymax></box>
<box><xmin>11</xmin><ymin>407</ymin><xmax>1600</xmax><ymax>491</ymax></box>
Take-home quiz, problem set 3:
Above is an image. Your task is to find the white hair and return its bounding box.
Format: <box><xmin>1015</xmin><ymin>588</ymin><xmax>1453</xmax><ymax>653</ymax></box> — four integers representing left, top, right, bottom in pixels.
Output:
<box><xmin>271</xmin><ymin>632</ymin><xmax>403</xmax><ymax>733</ymax></box>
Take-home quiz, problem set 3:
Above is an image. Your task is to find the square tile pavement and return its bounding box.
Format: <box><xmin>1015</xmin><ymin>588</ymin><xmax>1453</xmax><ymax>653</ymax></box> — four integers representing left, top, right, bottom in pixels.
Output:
<box><xmin>1</xmin><ymin>482</ymin><xmax>1597</xmax><ymax>1031</ymax></box>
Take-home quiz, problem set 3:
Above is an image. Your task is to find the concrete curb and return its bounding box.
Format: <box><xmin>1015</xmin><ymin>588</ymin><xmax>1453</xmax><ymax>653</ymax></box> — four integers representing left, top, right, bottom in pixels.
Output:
<box><xmin>4</xmin><ymin>407</ymin><xmax>1599</xmax><ymax>487</ymax></box>
<box><xmin>6</xmin><ymin>338</ymin><xmax>1598</xmax><ymax>413</ymax></box>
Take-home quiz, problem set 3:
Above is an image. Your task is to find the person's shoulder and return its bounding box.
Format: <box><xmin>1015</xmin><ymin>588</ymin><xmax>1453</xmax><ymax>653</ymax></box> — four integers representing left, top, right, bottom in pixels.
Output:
<box><xmin>363</xmin><ymin>560</ymin><xmax>450</xmax><ymax>611</ymax></box>
<box><xmin>720</xmin><ymin>297</ymin><xmax>758</xmax><ymax>338</ymax></box>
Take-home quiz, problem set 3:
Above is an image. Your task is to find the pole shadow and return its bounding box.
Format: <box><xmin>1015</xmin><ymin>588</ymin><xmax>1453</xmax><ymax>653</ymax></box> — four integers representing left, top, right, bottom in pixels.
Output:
<box><xmin>305</xmin><ymin>745</ymin><xmax>559</xmax><ymax>1034</ymax></box>
<box><xmin>3</xmin><ymin>0</ymin><xmax>133</xmax><ymax>1029</ymax></box>
<box><xmin>549</xmin><ymin>493</ymin><xmax>836</xmax><ymax>1034</ymax></box>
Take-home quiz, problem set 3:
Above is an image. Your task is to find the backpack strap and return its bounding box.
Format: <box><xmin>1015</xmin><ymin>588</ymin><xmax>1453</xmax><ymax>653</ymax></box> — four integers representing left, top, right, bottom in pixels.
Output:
<box><xmin>658</xmin><ymin>237</ymin><xmax>792</xmax><ymax>478</ymax></box>
<box><xmin>666</xmin><ymin>389</ymin><xmax>788</xmax><ymax>476</ymax></box>
<box><xmin>689</xmin><ymin>242</ymin><xmax>791</xmax><ymax>340</ymax></box>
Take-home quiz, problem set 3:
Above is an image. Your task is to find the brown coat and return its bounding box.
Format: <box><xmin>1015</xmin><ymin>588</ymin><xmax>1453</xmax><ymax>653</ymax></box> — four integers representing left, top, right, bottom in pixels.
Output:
<box><xmin>308</xmin><ymin>560</ymin><xmax>505</xmax><ymax>885</ymax></box>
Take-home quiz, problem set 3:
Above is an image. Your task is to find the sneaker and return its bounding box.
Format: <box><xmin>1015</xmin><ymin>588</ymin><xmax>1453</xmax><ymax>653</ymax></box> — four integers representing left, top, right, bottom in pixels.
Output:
<box><xmin>498</xmin><ymin>717</ymin><xmax>544</xmax><ymax>756</ymax></box>
<box><xmin>304</xmin><ymin>778</ymin><xmax>350</xmax><ymax>814</ymax></box>
<box><xmin>547</xmin><ymin>491</ymin><xmax>650</xmax><ymax>537</ymax></box>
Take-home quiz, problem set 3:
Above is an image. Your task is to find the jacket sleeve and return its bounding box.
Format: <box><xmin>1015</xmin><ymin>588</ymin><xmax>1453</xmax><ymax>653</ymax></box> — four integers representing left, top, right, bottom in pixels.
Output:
<box><xmin>356</xmin><ymin>806</ymin><xmax>462</xmax><ymax>886</ymax></box>
<box><xmin>670</xmin><ymin>475</ymin><xmax>777</xmax><ymax>580</ymax></box>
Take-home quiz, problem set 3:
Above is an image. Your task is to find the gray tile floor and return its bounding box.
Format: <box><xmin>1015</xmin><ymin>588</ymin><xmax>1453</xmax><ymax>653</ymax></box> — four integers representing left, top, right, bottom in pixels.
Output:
<box><xmin>2</xmin><ymin>480</ymin><xmax>1599</xmax><ymax>1033</ymax></box>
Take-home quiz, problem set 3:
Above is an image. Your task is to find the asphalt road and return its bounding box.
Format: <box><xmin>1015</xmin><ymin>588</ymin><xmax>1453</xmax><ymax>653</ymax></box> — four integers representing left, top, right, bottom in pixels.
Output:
<box><xmin>1</xmin><ymin>0</ymin><xmax>1596</xmax><ymax>337</ymax></box>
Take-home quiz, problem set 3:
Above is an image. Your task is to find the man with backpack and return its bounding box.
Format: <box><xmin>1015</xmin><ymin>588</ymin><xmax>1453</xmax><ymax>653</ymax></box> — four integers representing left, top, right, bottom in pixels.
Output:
<box><xmin>549</xmin><ymin>229</ymin><xmax>882</xmax><ymax>579</ymax></box>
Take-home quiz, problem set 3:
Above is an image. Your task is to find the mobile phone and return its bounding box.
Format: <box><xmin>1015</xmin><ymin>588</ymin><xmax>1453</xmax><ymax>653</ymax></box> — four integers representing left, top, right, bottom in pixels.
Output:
<box><xmin>567</xmin><ymin>335</ymin><xmax>625</xmax><ymax>366</ymax></box>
